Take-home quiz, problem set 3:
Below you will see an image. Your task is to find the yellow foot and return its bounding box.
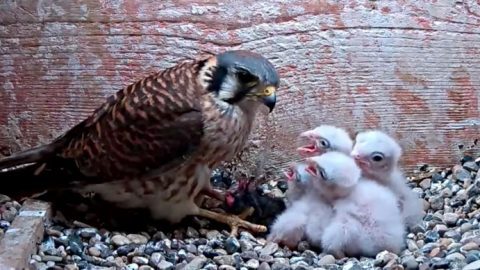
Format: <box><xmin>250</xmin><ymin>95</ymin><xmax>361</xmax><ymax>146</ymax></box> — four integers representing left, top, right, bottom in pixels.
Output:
<box><xmin>197</xmin><ymin>207</ymin><xmax>267</xmax><ymax>237</ymax></box>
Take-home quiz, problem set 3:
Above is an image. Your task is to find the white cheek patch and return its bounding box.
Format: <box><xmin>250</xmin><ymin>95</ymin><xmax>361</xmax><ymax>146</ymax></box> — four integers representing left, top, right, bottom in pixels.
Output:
<box><xmin>217</xmin><ymin>75</ymin><xmax>239</xmax><ymax>100</ymax></box>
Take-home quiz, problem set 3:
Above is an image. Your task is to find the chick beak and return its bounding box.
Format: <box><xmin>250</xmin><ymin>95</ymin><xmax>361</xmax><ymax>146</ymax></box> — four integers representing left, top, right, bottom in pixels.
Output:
<box><xmin>304</xmin><ymin>161</ymin><xmax>318</xmax><ymax>177</ymax></box>
<box><xmin>353</xmin><ymin>154</ymin><xmax>370</xmax><ymax>169</ymax></box>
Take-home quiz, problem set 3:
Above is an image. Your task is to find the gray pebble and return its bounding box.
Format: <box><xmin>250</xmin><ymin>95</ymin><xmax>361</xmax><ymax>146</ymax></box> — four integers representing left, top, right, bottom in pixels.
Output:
<box><xmin>127</xmin><ymin>234</ymin><xmax>148</xmax><ymax>245</ymax></box>
<box><xmin>421</xmin><ymin>243</ymin><xmax>438</xmax><ymax>254</ymax></box>
<box><xmin>225</xmin><ymin>237</ymin><xmax>240</xmax><ymax>254</ymax></box>
<box><xmin>157</xmin><ymin>260</ymin><xmax>174</xmax><ymax>270</ymax></box>
<box><xmin>132</xmin><ymin>256</ymin><xmax>149</xmax><ymax>265</ymax></box>
<box><xmin>465</xmin><ymin>251</ymin><xmax>480</xmax><ymax>263</ymax></box>
<box><xmin>88</xmin><ymin>246</ymin><xmax>101</xmax><ymax>257</ymax></box>
<box><xmin>214</xmin><ymin>255</ymin><xmax>235</xmax><ymax>266</ymax></box>
<box><xmin>461</xmin><ymin>222</ymin><xmax>473</xmax><ymax>233</ymax></box>
<box><xmin>117</xmin><ymin>244</ymin><xmax>136</xmax><ymax>256</ymax></box>
<box><xmin>419</xmin><ymin>178</ymin><xmax>431</xmax><ymax>189</ymax></box>
<box><xmin>445</xmin><ymin>230</ymin><xmax>462</xmax><ymax>241</ymax></box>
<box><xmin>454</xmin><ymin>166</ymin><xmax>472</xmax><ymax>182</ymax></box>
<box><xmin>431</xmin><ymin>258</ymin><xmax>449</xmax><ymax>268</ymax></box>
<box><xmin>112</xmin><ymin>235</ymin><xmax>132</xmax><ymax>246</ymax></box>
<box><xmin>342</xmin><ymin>261</ymin><xmax>363</xmax><ymax>270</ymax></box>
<box><xmin>258</xmin><ymin>254</ymin><xmax>273</xmax><ymax>263</ymax></box>
<box><xmin>273</xmin><ymin>257</ymin><xmax>289</xmax><ymax>264</ymax></box>
<box><xmin>317</xmin><ymin>255</ymin><xmax>336</xmax><ymax>266</ymax></box>
<box><xmin>467</xmin><ymin>182</ymin><xmax>480</xmax><ymax>197</ymax></box>
<box><xmin>401</xmin><ymin>255</ymin><xmax>418</xmax><ymax>270</ymax></box>
<box><xmin>207</xmin><ymin>230</ymin><xmax>222</xmax><ymax>240</ymax></box>
<box><xmin>434</xmin><ymin>224</ymin><xmax>448</xmax><ymax>235</ymax></box>
<box><xmin>289</xmin><ymin>257</ymin><xmax>305</xmax><ymax>265</ymax></box>
<box><xmin>242</xmin><ymin>250</ymin><xmax>259</xmax><ymax>261</ymax></box>
<box><xmin>127</xmin><ymin>263</ymin><xmax>139</xmax><ymax>270</ymax></box>
<box><xmin>186</xmin><ymin>244</ymin><xmax>197</xmax><ymax>254</ymax></box>
<box><xmin>445</xmin><ymin>252</ymin><xmax>465</xmax><ymax>261</ymax></box>
<box><xmin>463</xmin><ymin>161</ymin><xmax>479</xmax><ymax>172</ymax></box>
<box><xmin>425</xmin><ymin>231</ymin><xmax>440</xmax><ymax>243</ymax></box>
<box><xmin>258</xmin><ymin>262</ymin><xmax>271</xmax><ymax>270</ymax></box>
<box><xmin>374</xmin><ymin>250</ymin><xmax>398</xmax><ymax>267</ymax></box>
<box><xmin>429</xmin><ymin>195</ymin><xmax>444</xmax><ymax>210</ymax></box>
<box><xmin>139</xmin><ymin>266</ymin><xmax>154</xmax><ymax>270</ymax></box>
<box><xmin>406</xmin><ymin>239</ymin><xmax>419</xmax><ymax>251</ymax></box>
<box><xmin>150</xmin><ymin>252</ymin><xmax>163</xmax><ymax>266</ymax></box>
<box><xmin>260</xmin><ymin>242</ymin><xmax>279</xmax><ymax>256</ymax></box>
<box><xmin>291</xmin><ymin>262</ymin><xmax>309</xmax><ymax>270</ymax></box>
<box><xmin>41</xmin><ymin>255</ymin><xmax>63</xmax><ymax>262</ymax></box>
<box><xmin>443</xmin><ymin>213</ymin><xmax>459</xmax><ymax>226</ymax></box>
<box><xmin>271</xmin><ymin>262</ymin><xmax>292</xmax><ymax>270</ymax></box>
<box><xmin>204</xmin><ymin>263</ymin><xmax>218</xmax><ymax>270</ymax></box>
<box><xmin>461</xmin><ymin>242</ymin><xmax>479</xmax><ymax>252</ymax></box>
<box><xmin>184</xmin><ymin>257</ymin><xmax>208</xmax><ymax>270</ymax></box>
<box><xmin>246</xmin><ymin>258</ymin><xmax>260</xmax><ymax>269</ymax></box>
<box><xmin>239</xmin><ymin>239</ymin><xmax>254</xmax><ymax>252</ymax></box>
<box><xmin>78</xmin><ymin>228</ymin><xmax>98</xmax><ymax>238</ymax></box>
<box><xmin>64</xmin><ymin>264</ymin><xmax>79</xmax><ymax>270</ymax></box>
<box><xmin>219</xmin><ymin>265</ymin><xmax>236</xmax><ymax>270</ymax></box>
<box><xmin>175</xmin><ymin>262</ymin><xmax>188</xmax><ymax>270</ymax></box>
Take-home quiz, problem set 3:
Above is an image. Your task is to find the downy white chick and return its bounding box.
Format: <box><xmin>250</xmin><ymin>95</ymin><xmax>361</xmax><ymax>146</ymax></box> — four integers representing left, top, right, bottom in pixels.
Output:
<box><xmin>283</xmin><ymin>162</ymin><xmax>311</xmax><ymax>204</ymax></box>
<box><xmin>351</xmin><ymin>130</ymin><xmax>424</xmax><ymax>229</ymax></box>
<box><xmin>297</xmin><ymin>125</ymin><xmax>353</xmax><ymax>157</ymax></box>
<box><xmin>267</xmin><ymin>192</ymin><xmax>332</xmax><ymax>249</ymax></box>
<box><xmin>304</xmin><ymin>152</ymin><xmax>406</xmax><ymax>258</ymax></box>
<box><xmin>286</xmin><ymin>125</ymin><xmax>354</xmax><ymax>203</ymax></box>
<box><xmin>268</xmin><ymin>155</ymin><xmax>342</xmax><ymax>248</ymax></box>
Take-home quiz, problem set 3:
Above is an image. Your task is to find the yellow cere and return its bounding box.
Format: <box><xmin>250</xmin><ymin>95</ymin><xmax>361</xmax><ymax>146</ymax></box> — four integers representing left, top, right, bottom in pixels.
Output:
<box><xmin>263</xmin><ymin>86</ymin><xmax>275</xmax><ymax>96</ymax></box>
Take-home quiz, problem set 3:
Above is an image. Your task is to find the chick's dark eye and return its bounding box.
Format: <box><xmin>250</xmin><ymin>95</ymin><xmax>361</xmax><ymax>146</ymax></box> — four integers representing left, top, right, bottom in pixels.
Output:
<box><xmin>371</xmin><ymin>152</ymin><xmax>384</xmax><ymax>162</ymax></box>
<box><xmin>319</xmin><ymin>167</ymin><xmax>327</xmax><ymax>180</ymax></box>
<box><xmin>319</xmin><ymin>139</ymin><xmax>330</xmax><ymax>148</ymax></box>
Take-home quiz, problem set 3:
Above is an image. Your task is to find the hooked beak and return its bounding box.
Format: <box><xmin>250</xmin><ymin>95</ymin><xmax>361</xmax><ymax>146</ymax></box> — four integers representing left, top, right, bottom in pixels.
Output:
<box><xmin>262</xmin><ymin>86</ymin><xmax>276</xmax><ymax>113</ymax></box>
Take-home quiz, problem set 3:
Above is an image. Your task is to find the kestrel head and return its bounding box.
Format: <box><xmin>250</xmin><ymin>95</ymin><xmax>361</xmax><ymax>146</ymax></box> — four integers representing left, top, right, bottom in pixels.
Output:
<box><xmin>304</xmin><ymin>151</ymin><xmax>361</xmax><ymax>200</ymax></box>
<box><xmin>297</xmin><ymin>125</ymin><xmax>353</xmax><ymax>157</ymax></box>
<box><xmin>199</xmin><ymin>50</ymin><xmax>280</xmax><ymax>112</ymax></box>
<box><xmin>350</xmin><ymin>130</ymin><xmax>402</xmax><ymax>180</ymax></box>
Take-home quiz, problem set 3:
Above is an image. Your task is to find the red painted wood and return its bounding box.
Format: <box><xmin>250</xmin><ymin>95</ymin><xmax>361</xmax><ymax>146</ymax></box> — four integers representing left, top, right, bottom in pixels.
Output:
<box><xmin>1</xmin><ymin>0</ymin><xmax>479</xmax><ymax>175</ymax></box>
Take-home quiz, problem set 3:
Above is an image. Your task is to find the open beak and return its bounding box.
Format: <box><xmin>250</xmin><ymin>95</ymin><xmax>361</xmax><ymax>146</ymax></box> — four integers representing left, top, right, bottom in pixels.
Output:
<box><xmin>297</xmin><ymin>135</ymin><xmax>323</xmax><ymax>156</ymax></box>
<box><xmin>304</xmin><ymin>160</ymin><xmax>318</xmax><ymax>177</ymax></box>
<box><xmin>297</xmin><ymin>143</ymin><xmax>319</xmax><ymax>155</ymax></box>
<box><xmin>283</xmin><ymin>167</ymin><xmax>295</xmax><ymax>181</ymax></box>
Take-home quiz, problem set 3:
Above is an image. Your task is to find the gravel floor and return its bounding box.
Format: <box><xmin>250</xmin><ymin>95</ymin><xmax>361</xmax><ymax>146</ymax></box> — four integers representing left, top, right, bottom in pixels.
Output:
<box><xmin>1</xmin><ymin>155</ymin><xmax>480</xmax><ymax>270</ymax></box>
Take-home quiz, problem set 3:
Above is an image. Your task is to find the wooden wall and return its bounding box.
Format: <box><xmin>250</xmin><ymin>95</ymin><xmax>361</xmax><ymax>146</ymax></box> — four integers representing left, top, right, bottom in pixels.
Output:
<box><xmin>1</xmin><ymin>0</ymin><xmax>479</xmax><ymax>175</ymax></box>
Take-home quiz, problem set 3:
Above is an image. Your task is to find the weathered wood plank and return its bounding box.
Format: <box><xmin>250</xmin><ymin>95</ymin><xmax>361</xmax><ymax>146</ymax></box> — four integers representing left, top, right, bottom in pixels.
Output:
<box><xmin>0</xmin><ymin>199</ymin><xmax>51</xmax><ymax>269</ymax></box>
<box><xmin>0</xmin><ymin>0</ymin><xmax>479</xmax><ymax>175</ymax></box>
